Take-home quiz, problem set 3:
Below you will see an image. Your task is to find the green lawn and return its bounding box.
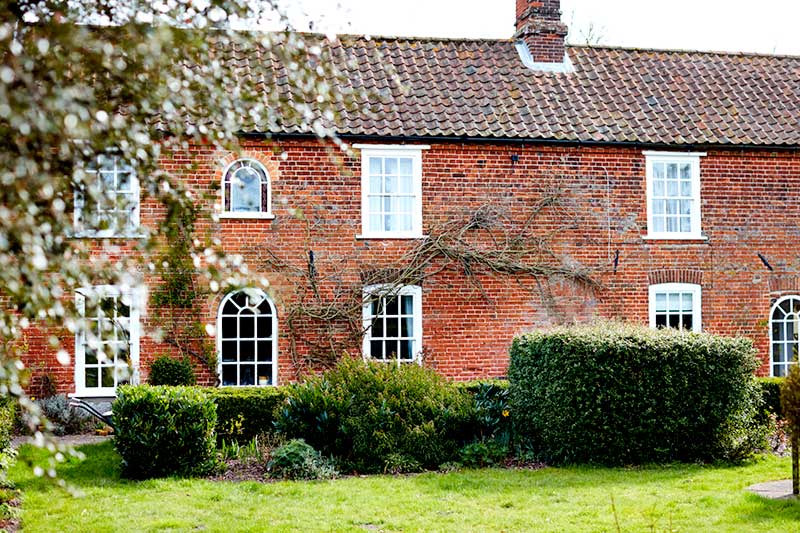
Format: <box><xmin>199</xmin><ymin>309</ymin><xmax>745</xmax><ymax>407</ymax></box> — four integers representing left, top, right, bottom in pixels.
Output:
<box><xmin>9</xmin><ymin>442</ymin><xmax>800</xmax><ymax>532</ymax></box>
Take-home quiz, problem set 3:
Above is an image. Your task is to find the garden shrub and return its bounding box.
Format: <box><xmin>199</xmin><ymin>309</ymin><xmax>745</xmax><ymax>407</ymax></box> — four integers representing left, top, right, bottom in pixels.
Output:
<box><xmin>205</xmin><ymin>386</ymin><xmax>287</xmax><ymax>443</ymax></box>
<box><xmin>459</xmin><ymin>440</ymin><xmax>508</xmax><ymax>468</ymax></box>
<box><xmin>509</xmin><ymin>322</ymin><xmax>764</xmax><ymax>465</ymax></box>
<box><xmin>36</xmin><ymin>394</ymin><xmax>94</xmax><ymax>436</ymax></box>
<box><xmin>113</xmin><ymin>385</ymin><xmax>217</xmax><ymax>479</ymax></box>
<box><xmin>472</xmin><ymin>382</ymin><xmax>512</xmax><ymax>445</ymax></box>
<box><xmin>148</xmin><ymin>355</ymin><xmax>196</xmax><ymax>386</ymax></box>
<box><xmin>266</xmin><ymin>439</ymin><xmax>337</xmax><ymax>480</ymax></box>
<box><xmin>274</xmin><ymin>359</ymin><xmax>474</xmax><ymax>473</ymax></box>
<box><xmin>757</xmin><ymin>377</ymin><xmax>783</xmax><ymax>419</ymax></box>
<box><xmin>780</xmin><ymin>365</ymin><xmax>800</xmax><ymax>438</ymax></box>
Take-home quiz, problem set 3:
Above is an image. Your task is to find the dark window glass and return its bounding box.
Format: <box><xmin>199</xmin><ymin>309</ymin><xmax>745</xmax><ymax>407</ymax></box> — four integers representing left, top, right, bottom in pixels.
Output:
<box><xmin>239</xmin><ymin>340</ymin><xmax>255</xmax><ymax>361</ymax></box>
<box><xmin>240</xmin><ymin>365</ymin><xmax>255</xmax><ymax>386</ymax></box>
<box><xmin>86</xmin><ymin>368</ymin><xmax>98</xmax><ymax>388</ymax></box>
<box><xmin>257</xmin><ymin>341</ymin><xmax>272</xmax><ymax>362</ymax></box>
<box><xmin>222</xmin><ymin>365</ymin><xmax>237</xmax><ymax>386</ymax></box>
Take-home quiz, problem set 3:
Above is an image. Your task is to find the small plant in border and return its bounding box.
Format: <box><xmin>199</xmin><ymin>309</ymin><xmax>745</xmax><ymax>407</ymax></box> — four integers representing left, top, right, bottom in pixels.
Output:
<box><xmin>266</xmin><ymin>439</ymin><xmax>337</xmax><ymax>481</ymax></box>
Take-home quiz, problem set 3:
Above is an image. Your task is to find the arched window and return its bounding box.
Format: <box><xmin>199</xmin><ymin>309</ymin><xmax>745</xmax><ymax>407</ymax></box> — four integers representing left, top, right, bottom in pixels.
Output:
<box><xmin>217</xmin><ymin>289</ymin><xmax>277</xmax><ymax>386</ymax></box>
<box><xmin>222</xmin><ymin>159</ymin><xmax>271</xmax><ymax>216</ymax></box>
<box><xmin>770</xmin><ymin>296</ymin><xmax>800</xmax><ymax>377</ymax></box>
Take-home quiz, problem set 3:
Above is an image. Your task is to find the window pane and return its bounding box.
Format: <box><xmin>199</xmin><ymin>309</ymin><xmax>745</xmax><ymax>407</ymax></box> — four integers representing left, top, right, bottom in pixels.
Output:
<box><xmin>370</xmin><ymin>340</ymin><xmax>384</xmax><ymax>359</ymax></box>
<box><xmin>666</xmin><ymin>218</ymin><xmax>678</xmax><ymax>232</ymax></box>
<box><xmin>397</xmin><ymin>175</ymin><xmax>412</xmax><ymax>194</ymax></box>
<box><xmin>681</xmin><ymin>293</ymin><xmax>693</xmax><ymax>312</ymax></box>
<box><xmin>372</xmin><ymin>317</ymin><xmax>384</xmax><ymax>337</ymax></box>
<box><xmin>652</xmin><ymin>217</ymin><xmax>665</xmax><ymax>233</ymax></box>
<box><xmin>240</xmin><ymin>314</ymin><xmax>255</xmax><ymax>338</ymax></box>
<box><xmin>653</xmin><ymin>162</ymin><xmax>665</xmax><ymax>180</ymax></box>
<box><xmin>369</xmin><ymin>157</ymin><xmax>382</xmax><ymax>176</ymax></box>
<box><xmin>400</xmin><ymin>340</ymin><xmax>413</xmax><ymax>360</ymax></box>
<box><xmin>680</xmin><ymin>200</ymin><xmax>691</xmax><ymax>215</ymax></box>
<box><xmin>257</xmin><ymin>317</ymin><xmax>272</xmax><ymax>339</ymax></box>
<box><xmin>386</xmin><ymin>316</ymin><xmax>399</xmax><ymax>337</ymax></box>
<box><xmin>397</xmin><ymin>196</ymin><xmax>413</xmax><ymax>213</ymax></box>
<box><xmin>680</xmin><ymin>180</ymin><xmax>691</xmax><ymax>196</ymax></box>
<box><xmin>386</xmin><ymin>296</ymin><xmax>398</xmax><ymax>315</ymax></box>
<box><xmin>240</xmin><ymin>365</ymin><xmax>255</xmax><ymax>386</ymax></box>
<box><xmin>257</xmin><ymin>365</ymin><xmax>272</xmax><ymax>385</ymax></box>
<box><xmin>222</xmin><ymin>317</ymin><xmax>237</xmax><ymax>338</ymax></box>
<box><xmin>668</xmin><ymin>293</ymin><xmax>680</xmax><ymax>310</ymax></box>
<box><xmin>668</xmin><ymin>314</ymin><xmax>680</xmax><ymax>328</ymax></box>
<box><xmin>773</xmin><ymin>343</ymin><xmax>784</xmax><ymax>363</ymax></box>
<box><xmin>666</xmin><ymin>200</ymin><xmax>678</xmax><ymax>215</ymax></box>
<box><xmin>680</xmin><ymin>217</ymin><xmax>691</xmax><ymax>233</ymax></box>
<box><xmin>85</xmin><ymin>348</ymin><xmax>98</xmax><ymax>365</ymax></box>
<box><xmin>655</xmin><ymin>293</ymin><xmax>667</xmax><ymax>312</ymax></box>
<box><xmin>653</xmin><ymin>180</ymin><xmax>664</xmax><ymax>196</ymax></box>
<box><xmin>369</xmin><ymin>214</ymin><xmax>382</xmax><ymax>232</ymax></box>
<box><xmin>682</xmin><ymin>315</ymin><xmax>693</xmax><ymax>331</ymax></box>
<box><xmin>369</xmin><ymin>175</ymin><xmax>382</xmax><ymax>194</ymax></box>
<box><xmin>101</xmin><ymin>366</ymin><xmax>115</xmax><ymax>388</ymax></box>
<box><xmin>680</xmin><ymin>163</ymin><xmax>691</xmax><ymax>180</ymax></box>
<box><xmin>401</xmin><ymin>295</ymin><xmax>414</xmax><ymax>314</ymax></box>
<box><xmin>221</xmin><ymin>341</ymin><xmax>237</xmax><ymax>362</ymax></box>
<box><xmin>86</xmin><ymin>367</ymin><xmax>98</xmax><ymax>388</ymax></box>
<box><xmin>221</xmin><ymin>365</ymin><xmax>237</xmax><ymax>386</ymax></box>
<box><xmin>653</xmin><ymin>200</ymin><xmax>665</xmax><ymax>214</ymax></box>
<box><xmin>368</xmin><ymin>196</ymin><xmax>381</xmax><ymax>213</ymax></box>
<box><xmin>775</xmin><ymin>364</ymin><xmax>786</xmax><ymax>377</ymax></box>
<box><xmin>655</xmin><ymin>314</ymin><xmax>667</xmax><ymax>328</ymax></box>
<box><xmin>257</xmin><ymin>341</ymin><xmax>272</xmax><ymax>362</ymax></box>
<box><xmin>396</xmin><ymin>214</ymin><xmax>412</xmax><ymax>231</ymax></box>
<box><xmin>401</xmin><ymin>317</ymin><xmax>413</xmax><ymax>337</ymax></box>
<box><xmin>399</xmin><ymin>158</ymin><xmax>413</xmax><ymax>175</ymax></box>
<box><xmin>667</xmin><ymin>181</ymin><xmax>679</xmax><ymax>196</ymax></box>
<box><xmin>240</xmin><ymin>340</ymin><xmax>255</xmax><ymax>361</ymax></box>
<box><xmin>385</xmin><ymin>158</ymin><xmax>398</xmax><ymax>175</ymax></box>
<box><xmin>385</xmin><ymin>175</ymin><xmax>397</xmax><ymax>193</ymax></box>
<box><xmin>667</xmin><ymin>163</ymin><xmax>677</xmax><ymax>180</ymax></box>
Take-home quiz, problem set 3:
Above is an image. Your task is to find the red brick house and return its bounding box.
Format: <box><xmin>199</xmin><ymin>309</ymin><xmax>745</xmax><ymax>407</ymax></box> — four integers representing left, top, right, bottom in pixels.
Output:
<box><xmin>26</xmin><ymin>0</ymin><xmax>800</xmax><ymax>397</ymax></box>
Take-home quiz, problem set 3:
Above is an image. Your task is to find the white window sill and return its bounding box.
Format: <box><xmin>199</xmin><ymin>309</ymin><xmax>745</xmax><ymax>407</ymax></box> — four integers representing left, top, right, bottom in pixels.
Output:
<box><xmin>218</xmin><ymin>212</ymin><xmax>275</xmax><ymax>220</ymax></box>
<box><xmin>356</xmin><ymin>233</ymin><xmax>428</xmax><ymax>240</ymax></box>
<box><xmin>642</xmin><ymin>234</ymin><xmax>708</xmax><ymax>242</ymax></box>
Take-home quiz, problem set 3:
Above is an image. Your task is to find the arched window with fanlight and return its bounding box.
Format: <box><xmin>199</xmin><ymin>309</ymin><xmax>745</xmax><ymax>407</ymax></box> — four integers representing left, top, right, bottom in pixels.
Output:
<box><xmin>221</xmin><ymin>159</ymin><xmax>272</xmax><ymax>218</ymax></box>
<box><xmin>217</xmin><ymin>289</ymin><xmax>277</xmax><ymax>386</ymax></box>
<box><xmin>770</xmin><ymin>296</ymin><xmax>800</xmax><ymax>377</ymax></box>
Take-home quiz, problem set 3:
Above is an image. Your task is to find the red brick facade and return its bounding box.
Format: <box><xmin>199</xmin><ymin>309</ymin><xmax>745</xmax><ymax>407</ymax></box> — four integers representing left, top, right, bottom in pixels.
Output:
<box><xmin>24</xmin><ymin>138</ymin><xmax>800</xmax><ymax>394</ymax></box>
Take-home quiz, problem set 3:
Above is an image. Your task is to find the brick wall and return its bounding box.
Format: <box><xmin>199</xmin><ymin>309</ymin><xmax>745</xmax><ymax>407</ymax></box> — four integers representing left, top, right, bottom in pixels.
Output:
<box><xmin>27</xmin><ymin>138</ymin><xmax>800</xmax><ymax>392</ymax></box>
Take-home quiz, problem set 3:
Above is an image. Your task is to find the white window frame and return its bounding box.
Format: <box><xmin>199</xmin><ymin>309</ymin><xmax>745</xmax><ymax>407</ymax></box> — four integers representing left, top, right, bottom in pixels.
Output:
<box><xmin>769</xmin><ymin>295</ymin><xmax>800</xmax><ymax>377</ymax></box>
<box><xmin>74</xmin><ymin>285</ymin><xmax>143</xmax><ymax>397</ymax></box>
<box><xmin>73</xmin><ymin>154</ymin><xmax>141</xmax><ymax>238</ymax></box>
<box><xmin>216</xmin><ymin>288</ymin><xmax>278</xmax><ymax>387</ymax></box>
<box><xmin>356</xmin><ymin>144</ymin><xmax>428</xmax><ymax>239</ymax></box>
<box><xmin>219</xmin><ymin>158</ymin><xmax>275</xmax><ymax>220</ymax></box>
<box><xmin>648</xmin><ymin>283</ymin><xmax>702</xmax><ymax>332</ymax></box>
<box><xmin>643</xmin><ymin>151</ymin><xmax>705</xmax><ymax>240</ymax></box>
<box><xmin>362</xmin><ymin>284</ymin><xmax>423</xmax><ymax>365</ymax></box>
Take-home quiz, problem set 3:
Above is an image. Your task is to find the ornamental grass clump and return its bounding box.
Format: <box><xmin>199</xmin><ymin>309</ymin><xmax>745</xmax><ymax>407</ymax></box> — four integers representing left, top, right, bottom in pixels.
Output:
<box><xmin>509</xmin><ymin>322</ymin><xmax>764</xmax><ymax>465</ymax></box>
<box><xmin>275</xmin><ymin>359</ymin><xmax>474</xmax><ymax>474</ymax></box>
<box><xmin>113</xmin><ymin>385</ymin><xmax>217</xmax><ymax>479</ymax></box>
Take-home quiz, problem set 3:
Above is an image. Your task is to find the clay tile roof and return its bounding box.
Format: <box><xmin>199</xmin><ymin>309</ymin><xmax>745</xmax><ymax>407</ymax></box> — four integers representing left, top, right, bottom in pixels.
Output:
<box><xmin>223</xmin><ymin>34</ymin><xmax>800</xmax><ymax>147</ymax></box>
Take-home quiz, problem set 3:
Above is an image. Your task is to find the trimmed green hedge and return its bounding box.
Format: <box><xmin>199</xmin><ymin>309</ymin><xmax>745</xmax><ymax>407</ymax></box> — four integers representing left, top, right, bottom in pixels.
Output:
<box><xmin>204</xmin><ymin>386</ymin><xmax>287</xmax><ymax>443</ymax></box>
<box><xmin>509</xmin><ymin>323</ymin><xmax>764</xmax><ymax>465</ymax></box>
<box><xmin>113</xmin><ymin>385</ymin><xmax>217</xmax><ymax>479</ymax></box>
<box><xmin>757</xmin><ymin>377</ymin><xmax>783</xmax><ymax>419</ymax></box>
<box><xmin>148</xmin><ymin>356</ymin><xmax>196</xmax><ymax>386</ymax></box>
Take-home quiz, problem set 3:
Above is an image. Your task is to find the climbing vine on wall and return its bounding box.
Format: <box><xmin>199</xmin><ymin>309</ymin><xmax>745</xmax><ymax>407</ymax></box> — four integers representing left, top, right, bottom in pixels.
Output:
<box><xmin>259</xmin><ymin>184</ymin><xmax>603</xmax><ymax>376</ymax></box>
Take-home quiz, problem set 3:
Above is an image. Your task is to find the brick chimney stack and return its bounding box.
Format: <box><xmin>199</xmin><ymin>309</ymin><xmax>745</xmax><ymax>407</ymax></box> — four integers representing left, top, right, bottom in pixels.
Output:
<box><xmin>515</xmin><ymin>0</ymin><xmax>568</xmax><ymax>64</ymax></box>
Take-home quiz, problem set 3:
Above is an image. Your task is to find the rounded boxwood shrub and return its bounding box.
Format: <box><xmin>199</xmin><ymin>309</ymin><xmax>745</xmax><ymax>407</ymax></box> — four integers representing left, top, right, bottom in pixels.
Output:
<box><xmin>274</xmin><ymin>359</ymin><xmax>474</xmax><ymax>473</ymax></box>
<box><xmin>148</xmin><ymin>355</ymin><xmax>196</xmax><ymax>386</ymax></box>
<box><xmin>113</xmin><ymin>385</ymin><xmax>217</xmax><ymax>479</ymax></box>
<box><xmin>509</xmin><ymin>322</ymin><xmax>764</xmax><ymax>465</ymax></box>
<box><xmin>204</xmin><ymin>386</ymin><xmax>287</xmax><ymax>443</ymax></box>
<box><xmin>757</xmin><ymin>377</ymin><xmax>784</xmax><ymax>419</ymax></box>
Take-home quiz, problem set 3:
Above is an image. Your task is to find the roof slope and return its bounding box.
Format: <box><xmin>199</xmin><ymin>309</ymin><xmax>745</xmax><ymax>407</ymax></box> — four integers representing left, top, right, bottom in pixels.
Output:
<box><xmin>222</xmin><ymin>35</ymin><xmax>800</xmax><ymax>147</ymax></box>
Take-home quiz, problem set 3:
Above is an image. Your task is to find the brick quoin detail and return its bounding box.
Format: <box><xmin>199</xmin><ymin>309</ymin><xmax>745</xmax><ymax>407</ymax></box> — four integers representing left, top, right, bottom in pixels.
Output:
<box><xmin>25</xmin><ymin>139</ymin><xmax>800</xmax><ymax>394</ymax></box>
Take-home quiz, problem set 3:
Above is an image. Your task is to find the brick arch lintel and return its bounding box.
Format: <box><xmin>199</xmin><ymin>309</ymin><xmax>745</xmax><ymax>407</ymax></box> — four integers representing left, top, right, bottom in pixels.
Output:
<box><xmin>768</xmin><ymin>274</ymin><xmax>800</xmax><ymax>296</ymax></box>
<box><xmin>647</xmin><ymin>269</ymin><xmax>703</xmax><ymax>286</ymax></box>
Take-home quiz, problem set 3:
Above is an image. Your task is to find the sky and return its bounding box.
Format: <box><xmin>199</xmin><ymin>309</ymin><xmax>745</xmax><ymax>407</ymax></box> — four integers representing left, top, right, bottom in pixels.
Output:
<box><xmin>273</xmin><ymin>0</ymin><xmax>800</xmax><ymax>56</ymax></box>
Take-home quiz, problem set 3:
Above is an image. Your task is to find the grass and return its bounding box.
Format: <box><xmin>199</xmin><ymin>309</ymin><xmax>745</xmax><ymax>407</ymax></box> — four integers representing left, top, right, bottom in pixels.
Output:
<box><xmin>8</xmin><ymin>442</ymin><xmax>800</xmax><ymax>532</ymax></box>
